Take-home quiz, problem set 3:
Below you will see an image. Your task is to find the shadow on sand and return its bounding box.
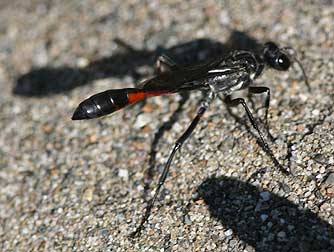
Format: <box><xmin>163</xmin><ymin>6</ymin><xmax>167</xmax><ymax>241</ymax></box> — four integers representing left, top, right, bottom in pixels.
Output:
<box><xmin>197</xmin><ymin>176</ymin><xmax>334</xmax><ymax>252</ymax></box>
<box><xmin>13</xmin><ymin>30</ymin><xmax>261</xmax><ymax>97</ymax></box>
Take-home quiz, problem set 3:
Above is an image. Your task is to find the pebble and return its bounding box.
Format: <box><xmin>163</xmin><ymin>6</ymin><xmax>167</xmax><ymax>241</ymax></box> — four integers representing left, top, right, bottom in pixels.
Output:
<box><xmin>229</xmin><ymin>239</ymin><xmax>238</xmax><ymax>248</ymax></box>
<box><xmin>83</xmin><ymin>187</ymin><xmax>94</xmax><ymax>202</ymax></box>
<box><xmin>224</xmin><ymin>229</ymin><xmax>233</xmax><ymax>237</ymax></box>
<box><xmin>77</xmin><ymin>57</ymin><xmax>89</xmax><ymax>68</ymax></box>
<box><xmin>260</xmin><ymin>214</ymin><xmax>268</xmax><ymax>222</ymax></box>
<box><xmin>277</xmin><ymin>231</ymin><xmax>287</xmax><ymax>240</ymax></box>
<box><xmin>118</xmin><ymin>168</ymin><xmax>129</xmax><ymax>180</ymax></box>
<box><xmin>184</xmin><ymin>215</ymin><xmax>192</xmax><ymax>225</ymax></box>
<box><xmin>325</xmin><ymin>173</ymin><xmax>334</xmax><ymax>185</ymax></box>
<box><xmin>319</xmin><ymin>166</ymin><xmax>326</xmax><ymax>174</ymax></box>
<box><xmin>260</xmin><ymin>192</ymin><xmax>271</xmax><ymax>201</ymax></box>
<box><xmin>244</xmin><ymin>245</ymin><xmax>255</xmax><ymax>252</ymax></box>
<box><xmin>133</xmin><ymin>113</ymin><xmax>152</xmax><ymax>129</ymax></box>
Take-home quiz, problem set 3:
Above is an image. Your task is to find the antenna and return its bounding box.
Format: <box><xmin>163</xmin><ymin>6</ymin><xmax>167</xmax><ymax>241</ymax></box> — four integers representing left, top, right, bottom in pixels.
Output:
<box><xmin>282</xmin><ymin>47</ymin><xmax>311</xmax><ymax>92</ymax></box>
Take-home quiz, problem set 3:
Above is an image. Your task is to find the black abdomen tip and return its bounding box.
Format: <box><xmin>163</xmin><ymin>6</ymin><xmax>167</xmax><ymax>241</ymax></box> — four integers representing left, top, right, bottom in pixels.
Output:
<box><xmin>71</xmin><ymin>98</ymin><xmax>99</xmax><ymax>120</ymax></box>
<box><xmin>72</xmin><ymin>106</ymin><xmax>87</xmax><ymax>120</ymax></box>
<box><xmin>72</xmin><ymin>88</ymin><xmax>133</xmax><ymax>120</ymax></box>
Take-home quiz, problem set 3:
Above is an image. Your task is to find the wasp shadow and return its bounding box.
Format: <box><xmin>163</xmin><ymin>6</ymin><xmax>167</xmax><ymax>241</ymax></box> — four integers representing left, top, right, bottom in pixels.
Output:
<box><xmin>13</xmin><ymin>30</ymin><xmax>262</xmax><ymax>97</ymax></box>
<box><xmin>196</xmin><ymin>176</ymin><xmax>334</xmax><ymax>252</ymax></box>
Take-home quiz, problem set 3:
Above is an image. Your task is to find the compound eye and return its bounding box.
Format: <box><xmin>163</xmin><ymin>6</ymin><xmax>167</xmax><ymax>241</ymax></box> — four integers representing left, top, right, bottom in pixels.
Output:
<box><xmin>275</xmin><ymin>54</ymin><xmax>290</xmax><ymax>71</ymax></box>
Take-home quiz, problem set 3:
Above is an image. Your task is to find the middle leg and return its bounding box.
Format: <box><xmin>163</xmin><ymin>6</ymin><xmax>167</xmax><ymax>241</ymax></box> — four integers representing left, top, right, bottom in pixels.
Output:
<box><xmin>131</xmin><ymin>91</ymin><xmax>215</xmax><ymax>237</ymax></box>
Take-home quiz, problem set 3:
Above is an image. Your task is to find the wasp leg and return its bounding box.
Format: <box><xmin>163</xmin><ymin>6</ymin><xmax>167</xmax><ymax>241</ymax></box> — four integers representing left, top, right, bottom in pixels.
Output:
<box><xmin>155</xmin><ymin>54</ymin><xmax>179</xmax><ymax>74</ymax></box>
<box><xmin>145</xmin><ymin>93</ymin><xmax>189</xmax><ymax>199</ymax></box>
<box><xmin>248</xmin><ymin>86</ymin><xmax>275</xmax><ymax>141</ymax></box>
<box><xmin>224</xmin><ymin>95</ymin><xmax>289</xmax><ymax>174</ymax></box>
<box><xmin>130</xmin><ymin>92</ymin><xmax>215</xmax><ymax>237</ymax></box>
<box><xmin>136</xmin><ymin>55</ymin><xmax>179</xmax><ymax>89</ymax></box>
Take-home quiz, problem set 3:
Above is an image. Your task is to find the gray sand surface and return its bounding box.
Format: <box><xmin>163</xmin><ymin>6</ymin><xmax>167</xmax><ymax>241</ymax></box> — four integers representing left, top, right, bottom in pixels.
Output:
<box><xmin>0</xmin><ymin>1</ymin><xmax>333</xmax><ymax>251</ymax></box>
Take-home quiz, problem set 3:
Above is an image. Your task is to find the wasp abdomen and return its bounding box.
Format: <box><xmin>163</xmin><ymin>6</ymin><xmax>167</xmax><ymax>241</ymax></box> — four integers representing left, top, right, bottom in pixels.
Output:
<box><xmin>72</xmin><ymin>88</ymin><xmax>134</xmax><ymax>120</ymax></box>
<box><xmin>72</xmin><ymin>88</ymin><xmax>171</xmax><ymax>120</ymax></box>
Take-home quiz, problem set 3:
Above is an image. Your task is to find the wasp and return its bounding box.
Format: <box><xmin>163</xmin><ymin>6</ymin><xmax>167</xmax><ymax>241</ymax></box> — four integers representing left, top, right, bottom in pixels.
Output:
<box><xmin>72</xmin><ymin>42</ymin><xmax>309</xmax><ymax>236</ymax></box>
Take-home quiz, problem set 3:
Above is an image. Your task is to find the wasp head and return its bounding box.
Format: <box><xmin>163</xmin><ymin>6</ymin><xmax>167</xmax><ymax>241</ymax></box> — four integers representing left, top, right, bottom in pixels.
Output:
<box><xmin>263</xmin><ymin>42</ymin><xmax>291</xmax><ymax>71</ymax></box>
<box><xmin>262</xmin><ymin>41</ymin><xmax>310</xmax><ymax>91</ymax></box>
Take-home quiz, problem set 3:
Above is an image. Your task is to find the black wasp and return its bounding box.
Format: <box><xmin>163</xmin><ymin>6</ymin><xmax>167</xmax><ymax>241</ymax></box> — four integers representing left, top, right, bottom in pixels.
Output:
<box><xmin>72</xmin><ymin>41</ymin><xmax>309</xmax><ymax>236</ymax></box>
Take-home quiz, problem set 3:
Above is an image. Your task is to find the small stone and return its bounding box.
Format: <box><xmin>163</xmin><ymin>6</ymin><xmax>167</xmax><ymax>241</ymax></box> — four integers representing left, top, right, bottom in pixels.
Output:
<box><xmin>83</xmin><ymin>187</ymin><xmax>94</xmax><ymax>202</ymax></box>
<box><xmin>312</xmin><ymin>109</ymin><xmax>320</xmax><ymax>116</ymax></box>
<box><xmin>296</xmin><ymin>188</ymin><xmax>304</xmax><ymax>195</ymax></box>
<box><xmin>219</xmin><ymin>10</ymin><xmax>230</xmax><ymax>25</ymax></box>
<box><xmin>320</xmin><ymin>202</ymin><xmax>331</xmax><ymax>210</ymax></box>
<box><xmin>319</xmin><ymin>166</ymin><xmax>326</xmax><ymax>174</ymax></box>
<box><xmin>260</xmin><ymin>214</ymin><xmax>268</xmax><ymax>222</ymax></box>
<box><xmin>224</xmin><ymin>229</ymin><xmax>233</xmax><ymax>236</ymax></box>
<box><xmin>184</xmin><ymin>215</ymin><xmax>192</xmax><ymax>225</ymax></box>
<box><xmin>100</xmin><ymin>228</ymin><xmax>110</xmax><ymax>239</ymax></box>
<box><xmin>325</xmin><ymin>173</ymin><xmax>334</xmax><ymax>185</ymax></box>
<box><xmin>34</xmin><ymin>45</ymin><xmax>48</xmax><ymax>66</ymax></box>
<box><xmin>50</xmin><ymin>167</ymin><xmax>60</xmax><ymax>176</ymax></box>
<box><xmin>330</xmin><ymin>239</ymin><xmax>334</xmax><ymax>246</ymax></box>
<box><xmin>326</xmin><ymin>186</ymin><xmax>334</xmax><ymax>196</ymax></box>
<box><xmin>277</xmin><ymin>231</ymin><xmax>286</xmax><ymax>239</ymax></box>
<box><xmin>244</xmin><ymin>245</ymin><xmax>255</xmax><ymax>252</ymax></box>
<box><xmin>260</xmin><ymin>191</ymin><xmax>271</xmax><ymax>201</ymax></box>
<box><xmin>304</xmin><ymin>191</ymin><xmax>312</xmax><ymax>197</ymax></box>
<box><xmin>77</xmin><ymin>57</ymin><xmax>89</xmax><ymax>68</ymax></box>
<box><xmin>89</xmin><ymin>134</ymin><xmax>97</xmax><ymax>143</ymax></box>
<box><xmin>229</xmin><ymin>239</ymin><xmax>238</xmax><ymax>247</ymax></box>
<box><xmin>42</xmin><ymin>123</ymin><xmax>53</xmax><ymax>134</ymax></box>
<box><xmin>281</xmin><ymin>183</ymin><xmax>291</xmax><ymax>193</ymax></box>
<box><xmin>142</xmin><ymin>103</ymin><xmax>153</xmax><ymax>113</ymax></box>
<box><xmin>133</xmin><ymin>114</ymin><xmax>152</xmax><ymax>129</ymax></box>
<box><xmin>195</xmin><ymin>199</ymin><xmax>204</xmax><ymax>204</ymax></box>
<box><xmin>118</xmin><ymin>169</ymin><xmax>129</xmax><ymax>180</ymax></box>
<box><xmin>316</xmin><ymin>174</ymin><xmax>323</xmax><ymax>179</ymax></box>
<box><xmin>267</xmin><ymin>233</ymin><xmax>275</xmax><ymax>241</ymax></box>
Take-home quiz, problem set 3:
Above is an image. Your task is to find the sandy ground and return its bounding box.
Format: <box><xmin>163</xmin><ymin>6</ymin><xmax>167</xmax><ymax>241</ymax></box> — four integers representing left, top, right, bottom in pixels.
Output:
<box><xmin>0</xmin><ymin>1</ymin><xmax>333</xmax><ymax>251</ymax></box>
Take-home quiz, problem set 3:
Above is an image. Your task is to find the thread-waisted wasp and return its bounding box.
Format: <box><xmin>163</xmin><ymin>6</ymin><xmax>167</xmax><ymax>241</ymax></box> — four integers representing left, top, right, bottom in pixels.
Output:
<box><xmin>72</xmin><ymin>41</ymin><xmax>309</xmax><ymax>236</ymax></box>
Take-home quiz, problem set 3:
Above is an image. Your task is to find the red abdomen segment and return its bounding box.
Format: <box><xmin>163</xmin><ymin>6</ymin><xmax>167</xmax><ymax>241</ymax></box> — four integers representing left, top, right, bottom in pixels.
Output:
<box><xmin>72</xmin><ymin>88</ymin><xmax>170</xmax><ymax>120</ymax></box>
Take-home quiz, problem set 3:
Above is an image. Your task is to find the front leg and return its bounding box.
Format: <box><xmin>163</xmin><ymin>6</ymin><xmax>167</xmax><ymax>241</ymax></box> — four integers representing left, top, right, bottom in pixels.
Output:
<box><xmin>248</xmin><ymin>86</ymin><xmax>275</xmax><ymax>140</ymax></box>
<box><xmin>224</xmin><ymin>95</ymin><xmax>289</xmax><ymax>174</ymax></box>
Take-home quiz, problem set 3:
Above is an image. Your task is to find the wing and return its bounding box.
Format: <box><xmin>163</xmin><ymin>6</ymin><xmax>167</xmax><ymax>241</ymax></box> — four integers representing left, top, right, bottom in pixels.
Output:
<box><xmin>140</xmin><ymin>57</ymin><xmax>224</xmax><ymax>92</ymax></box>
